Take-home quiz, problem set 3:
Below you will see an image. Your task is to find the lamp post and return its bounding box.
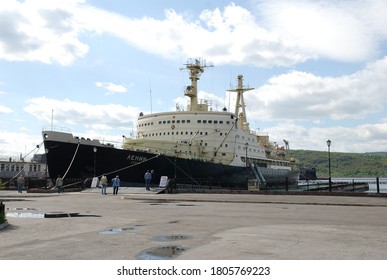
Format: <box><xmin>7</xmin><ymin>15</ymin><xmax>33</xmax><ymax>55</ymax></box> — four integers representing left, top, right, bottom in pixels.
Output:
<box><xmin>93</xmin><ymin>147</ymin><xmax>97</xmax><ymax>177</ymax></box>
<box><xmin>245</xmin><ymin>142</ymin><xmax>249</xmax><ymax>186</ymax></box>
<box><xmin>173</xmin><ymin>145</ymin><xmax>178</xmax><ymax>179</ymax></box>
<box><xmin>327</xmin><ymin>139</ymin><xmax>332</xmax><ymax>192</ymax></box>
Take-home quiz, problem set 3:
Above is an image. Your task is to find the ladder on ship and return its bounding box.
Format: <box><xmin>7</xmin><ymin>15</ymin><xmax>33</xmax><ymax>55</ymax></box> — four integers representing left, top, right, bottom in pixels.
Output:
<box><xmin>250</xmin><ymin>163</ymin><xmax>266</xmax><ymax>188</ymax></box>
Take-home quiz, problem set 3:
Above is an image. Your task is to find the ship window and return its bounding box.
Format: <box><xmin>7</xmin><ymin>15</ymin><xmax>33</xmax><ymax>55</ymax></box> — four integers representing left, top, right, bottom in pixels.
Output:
<box><xmin>190</xmin><ymin>132</ymin><xmax>193</xmax><ymax>135</ymax></box>
<box><xmin>205</xmin><ymin>132</ymin><xmax>208</xmax><ymax>135</ymax></box>
<box><xmin>168</xmin><ymin>132</ymin><xmax>170</xmax><ymax>135</ymax></box>
<box><xmin>159</xmin><ymin>121</ymin><xmax>162</xmax><ymax>124</ymax></box>
<box><xmin>172</xmin><ymin>120</ymin><xmax>175</xmax><ymax>123</ymax></box>
<box><xmin>177</xmin><ymin>120</ymin><xmax>180</xmax><ymax>123</ymax></box>
<box><xmin>203</xmin><ymin>120</ymin><xmax>207</xmax><ymax>124</ymax></box>
<box><xmin>231</xmin><ymin>115</ymin><xmax>234</xmax><ymax>119</ymax></box>
<box><xmin>197</xmin><ymin>120</ymin><xmax>201</xmax><ymax>123</ymax></box>
<box><xmin>222</xmin><ymin>153</ymin><xmax>226</xmax><ymax>156</ymax></box>
<box><xmin>167</xmin><ymin>120</ymin><xmax>171</xmax><ymax>124</ymax></box>
<box><xmin>214</xmin><ymin>120</ymin><xmax>218</xmax><ymax>124</ymax></box>
<box><xmin>187</xmin><ymin>120</ymin><xmax>191</xmax><ymax>123</ymax></box>
<box><xmin>185</xmin><ymin>132</ymin><xmax>188</xmax><ymax>135</ymax></box>
<box><xmin>182</xmin><ymin>120</ymin><xmax>186</xmax><ymax>123</ymax></box>
<box><xmin>205</xmin><ymin>143</ymin><xmax>207</xmax><ymax>146</ymax></box>
<box><xmin>163</xmin><ymin>121</ymin><xmax>166</xmax><ymax>124</ymax></box>
<box><xmin>200</xmin><ymin>132</ymin><xmax>203</xmax><ymax>135</ymax></box>
<box><xmin>225</xmin><ymin>144</ymin><xmax>228</xmax><ymax>147</ymax></box>
<box><xmin>172</xmin><ymin>132</ymin><xmax>174</xmax><ymax>135</ymax></box>
<box><xmin>226</xmin><ymin>121</ymin><xmax>230</xmax><ymax>124</ymax></box>
<box><xmin>11</xmin><ymin>165</ymin><xmax>14</xmax><ymax>172</ymax></box>
<box><xmin>208</xmin><ymin>120</ymin><xmax>212</xmax><ymax>124</ymax></box>
<box><xmin>219</xmin><ymin>121</ymin><xmax>223</xmax><ymax>124</ymax></box>
<box><xmin>151</xmin><ymin>122</ymin><xmax>154</xmax><ymax>125</ymax></box>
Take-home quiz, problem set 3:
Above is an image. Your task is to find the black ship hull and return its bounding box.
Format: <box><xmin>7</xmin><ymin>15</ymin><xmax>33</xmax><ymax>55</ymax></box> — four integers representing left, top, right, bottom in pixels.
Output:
<box><xmin>43</xmin><ymin>138</ymin><xmax>299</xmax><ymax>190</ymax></box>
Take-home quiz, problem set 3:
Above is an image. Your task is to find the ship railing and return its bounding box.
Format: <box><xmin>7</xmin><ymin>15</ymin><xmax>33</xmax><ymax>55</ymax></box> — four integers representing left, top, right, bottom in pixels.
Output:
<box><xmin>42</xmin><ymin>125</ymin><xmax>72</xmax><ymax>133</ymax></box>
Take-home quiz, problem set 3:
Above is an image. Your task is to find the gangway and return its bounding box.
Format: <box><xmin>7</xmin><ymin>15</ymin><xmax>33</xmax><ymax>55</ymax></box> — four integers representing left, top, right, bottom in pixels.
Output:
<box><xmin>250</xmin><ymin>163</ymin><xmax>266</xmax><ymax>188</ymax></box>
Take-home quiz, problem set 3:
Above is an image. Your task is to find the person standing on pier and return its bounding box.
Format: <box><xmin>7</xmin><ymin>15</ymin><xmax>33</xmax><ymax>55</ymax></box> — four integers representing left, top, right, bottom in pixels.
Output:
<box><xmin>100</xmin><ymin>174</ymin><xmax>108</xmax><ymax>195</ymax></box>
<box><xmin>56</xmin><ymin>175</ymin><xmax>64</xmax><ymax>194</ymax></box>
<box><xmin>17</xmin><ymin>175</ymin><xmax>24</xmax><ymax>193</ymax></box>
<box><xmin>112</xmin><ymin>175</ymin><xmax>120</xmax><ymax>195</ymax></box>
<box><xmin>144</xmin><ymin>170</ymin><xmax>152</xmax><ymax>190</ymax></box>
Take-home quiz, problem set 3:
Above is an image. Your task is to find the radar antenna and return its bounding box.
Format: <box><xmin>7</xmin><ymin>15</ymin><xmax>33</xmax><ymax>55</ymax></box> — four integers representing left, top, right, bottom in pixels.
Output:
<box><xmin>180</xmin><ymin>58</ymin><xmax>213</xmax><ymax>111</ymax></box>
<box><xmin>228</xmin><ymin>75</ymin><xmax>254</xmax><ymax>132</ymax></box>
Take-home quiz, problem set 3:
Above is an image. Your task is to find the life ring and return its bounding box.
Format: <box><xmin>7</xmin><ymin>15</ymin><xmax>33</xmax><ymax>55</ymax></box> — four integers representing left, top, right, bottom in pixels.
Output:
<box><xmin>171</xmin><ymin>125</ymin><xmax>175</xmax><ymax>129</ymax></box>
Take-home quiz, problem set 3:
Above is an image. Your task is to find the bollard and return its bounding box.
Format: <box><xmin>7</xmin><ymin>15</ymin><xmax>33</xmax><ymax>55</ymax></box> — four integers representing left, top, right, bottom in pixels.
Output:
<box><xmin>376</xmin><ymin>177</ymin><xmax>380</xmax><ymax>194</ymax></box>
<box><xmin>0</xmin><ymin>201</ymin><xmax>5</xmax><ymax>224</ymax></box>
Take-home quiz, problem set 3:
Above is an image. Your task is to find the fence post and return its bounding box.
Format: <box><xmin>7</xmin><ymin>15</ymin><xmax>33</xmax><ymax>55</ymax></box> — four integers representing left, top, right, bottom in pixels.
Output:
<box><xmin>376</xmin><ymin>177</ymin><xmax>380</xmax><ymax>194</ymax></box>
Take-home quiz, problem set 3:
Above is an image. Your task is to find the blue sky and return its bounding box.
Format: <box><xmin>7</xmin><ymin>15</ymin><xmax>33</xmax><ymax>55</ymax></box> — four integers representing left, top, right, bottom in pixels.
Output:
<box><xmin>1</xmin><ymin>0</ymin><xmax>387</xmax><ymax>160</ymax></box>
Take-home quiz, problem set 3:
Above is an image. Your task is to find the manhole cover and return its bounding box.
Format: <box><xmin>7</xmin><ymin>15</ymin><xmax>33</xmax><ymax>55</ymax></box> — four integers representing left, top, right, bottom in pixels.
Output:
<box><xmin>136</xmin><ymin>245</ymin><xmax>186</xmax><ymax>260</ymax></box>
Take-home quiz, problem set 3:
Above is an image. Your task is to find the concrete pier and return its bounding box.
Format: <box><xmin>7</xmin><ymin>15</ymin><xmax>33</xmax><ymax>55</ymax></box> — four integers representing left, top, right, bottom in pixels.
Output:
<box><xmin>1</xmin><ymin>188</ymin><xmax>387</xmax><ymax>259</ymax></box>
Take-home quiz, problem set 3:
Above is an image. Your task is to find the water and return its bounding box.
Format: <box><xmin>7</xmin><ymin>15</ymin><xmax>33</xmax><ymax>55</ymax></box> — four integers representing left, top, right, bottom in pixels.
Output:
<box><xmin>299</xmin><ymin>177</ymin><xmax>387</xmax><ymax>193</ymax></box>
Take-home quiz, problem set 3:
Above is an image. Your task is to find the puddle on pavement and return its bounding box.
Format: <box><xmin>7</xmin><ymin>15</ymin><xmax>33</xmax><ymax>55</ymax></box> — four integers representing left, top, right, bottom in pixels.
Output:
<box><xmin>7</xmin><ymin>207</ymin><xmax>37</xmax><ymax>211</ymax></box>
<box><xmin>136</xmin><ymin>245</ymin><xmax>186</xmax><ymax>260</ymax></box>
<box><xmin>168</xmin><ymin>220</ymin><xmax>179</xmax><ymax>224</ymax></box>
<box><xmin>6</xmin><ymin>211</ymin><xmax>81</xmax><ymax>219</ymax></box>
<box><xmin>98</xmin><ymin>227</ymin><xmax>136</xmax><ymax>235</ymax></box>
<box><xmin>154</xmin><ymin>235</ymin><xmax>191</xmax><ymax>242</ymax></box>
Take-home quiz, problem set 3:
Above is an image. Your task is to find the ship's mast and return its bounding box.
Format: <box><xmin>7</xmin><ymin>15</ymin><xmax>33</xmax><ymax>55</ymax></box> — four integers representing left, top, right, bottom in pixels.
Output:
<box><xmin>181</xmin><ymin>59</ymin><xmax>213</xmax><ymax>111</ymax></box>
<box><xmin>228</xmin><ymin>75</ymin><xmax>254</xmax><ymax>132</ymax></box>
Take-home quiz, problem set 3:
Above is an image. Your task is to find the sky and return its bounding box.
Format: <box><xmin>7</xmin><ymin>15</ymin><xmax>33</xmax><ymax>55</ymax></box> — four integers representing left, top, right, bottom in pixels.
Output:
<box><xmin>1</xmin><ymin>0</ymin><xmax>387</xmax><ymax>160</ymax></box>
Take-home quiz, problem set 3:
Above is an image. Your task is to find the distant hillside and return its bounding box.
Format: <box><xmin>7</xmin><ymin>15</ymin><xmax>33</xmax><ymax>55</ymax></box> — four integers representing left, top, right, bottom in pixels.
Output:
<box><xmin>287</xmin><ymin>149</ymin><xmax>387</xmax><ymax>178</ymax></box>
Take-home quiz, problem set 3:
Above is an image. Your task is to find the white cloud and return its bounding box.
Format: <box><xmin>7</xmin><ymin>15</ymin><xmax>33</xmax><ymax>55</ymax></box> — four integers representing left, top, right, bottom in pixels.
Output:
<box><xmin>265</xmin><ymin>121</ymin><xmax>387</xmax><ymax>153</ymax></box>
<box><xmin>246</xmin><ymin>56</ymin><xmax>387</xmax><ymax>121</ymax></box>
<box><xmin>95</xmin><ymin>82</ymin><xmax>127</xmax><ymax>96</ymax></box>
<box><xmin>24</xmin><ymin>97</ymin><xmax>139</xmax><ymax>130</ymax></box>
<box><xmin>1</xmin><ymin>1</ymin><xmax>386</xmax><ymax>67</ymax></box>
<box><xmin>0</xmin><ymin>0</ymin><xmax>88</xmax><ymax>65</ymax></box>
<box><xmin>257</xmin><ymin>0</ymin><xmax>387</xmax><ymax>61</ymax></box>
<box><xmin>0</xmin><ymin>104</ymin><xmax>13</xmax><ymax>114</ymax></box>
<box><xmin>0</xmin><ymin>129</ymin><xmax>43</xmax><ymax>160</ymax></box>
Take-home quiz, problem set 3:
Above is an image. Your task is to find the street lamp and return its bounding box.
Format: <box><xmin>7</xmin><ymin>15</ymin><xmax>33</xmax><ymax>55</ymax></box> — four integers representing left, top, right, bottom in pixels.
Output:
<box><xmin>93</xmin><ymin>147</ymin><xmax>97</xmax><ymax>177</ymax></box>
<box><xmin>173</xmin><ymin>145</ymin><xmax>178</xmax><ymax>179</ymax></box>
<box><xmin>326</xmin><ymin>139</ymin><xmax>332</xmax><ymax>192</ymax></box>
<box><xmin>244</xmin><ymin>143</ymin><xmax>249</xmax><ymax>186</ymax></box>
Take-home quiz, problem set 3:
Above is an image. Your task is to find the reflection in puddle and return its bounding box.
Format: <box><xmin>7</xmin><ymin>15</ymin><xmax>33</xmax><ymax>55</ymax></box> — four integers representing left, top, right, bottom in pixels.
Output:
<box><xmin>137</xmin><ymin>245</ymin><xmax>186</xmax><ymax>260</ymax></box>
<box><xmin>154</xmin><ymin>235</ymin><xmax>191</xmax><ymax>242</ymax></box>
<box><xmin>7</xmin><ymin>208</ymin><xmax>37</xmax><ymax>211</ymax></box>
<box><xmin>98</xmin><ymin>227</ymin><xmax>135</xmax><ymax>235</ymax></box>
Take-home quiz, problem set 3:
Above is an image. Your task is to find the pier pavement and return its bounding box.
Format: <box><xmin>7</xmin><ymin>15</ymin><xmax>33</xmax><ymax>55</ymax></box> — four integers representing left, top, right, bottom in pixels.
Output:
<box><xmin>1</xmin><ymin>187</ymin><xmax>387</xmax><ymax>259</ymax></box>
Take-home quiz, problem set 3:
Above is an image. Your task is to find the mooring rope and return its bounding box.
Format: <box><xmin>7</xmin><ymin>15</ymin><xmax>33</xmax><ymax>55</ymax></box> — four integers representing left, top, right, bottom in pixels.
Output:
<box><xmin>62</xmin><ymin>153</ymin><xmax>161</xmax><ymax>189</ymax></box>
<box><xmin>161</xmin><ymin>154</ymin><xmax>201</xmax><ymax>186</ymax></box>
<box><xmin>2</xmin><ymin>142</ymin><xmax>43</xmax><ymax>185</ymax></box>
<box><xmin>62</xmin><ymin>141</ymin><xmax>81</xmax><ymax>180</ymax></box>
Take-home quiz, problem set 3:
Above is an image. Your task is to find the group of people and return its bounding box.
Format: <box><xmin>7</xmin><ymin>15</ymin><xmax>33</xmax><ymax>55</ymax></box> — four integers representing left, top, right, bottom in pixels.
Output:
<box><xmin>99</xmin><ymin>174</ymin><xmax>120</xmax><ymax>195</ymax></box>
<box><xmin>144</xmin><ymin>170</ymin><xmax>155</xmax><ymax>190</ymax></box>
<box><xmin>15</xmin><ymin>170</ymin><xmax>155</xmax><ymax>194</ymax></box>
